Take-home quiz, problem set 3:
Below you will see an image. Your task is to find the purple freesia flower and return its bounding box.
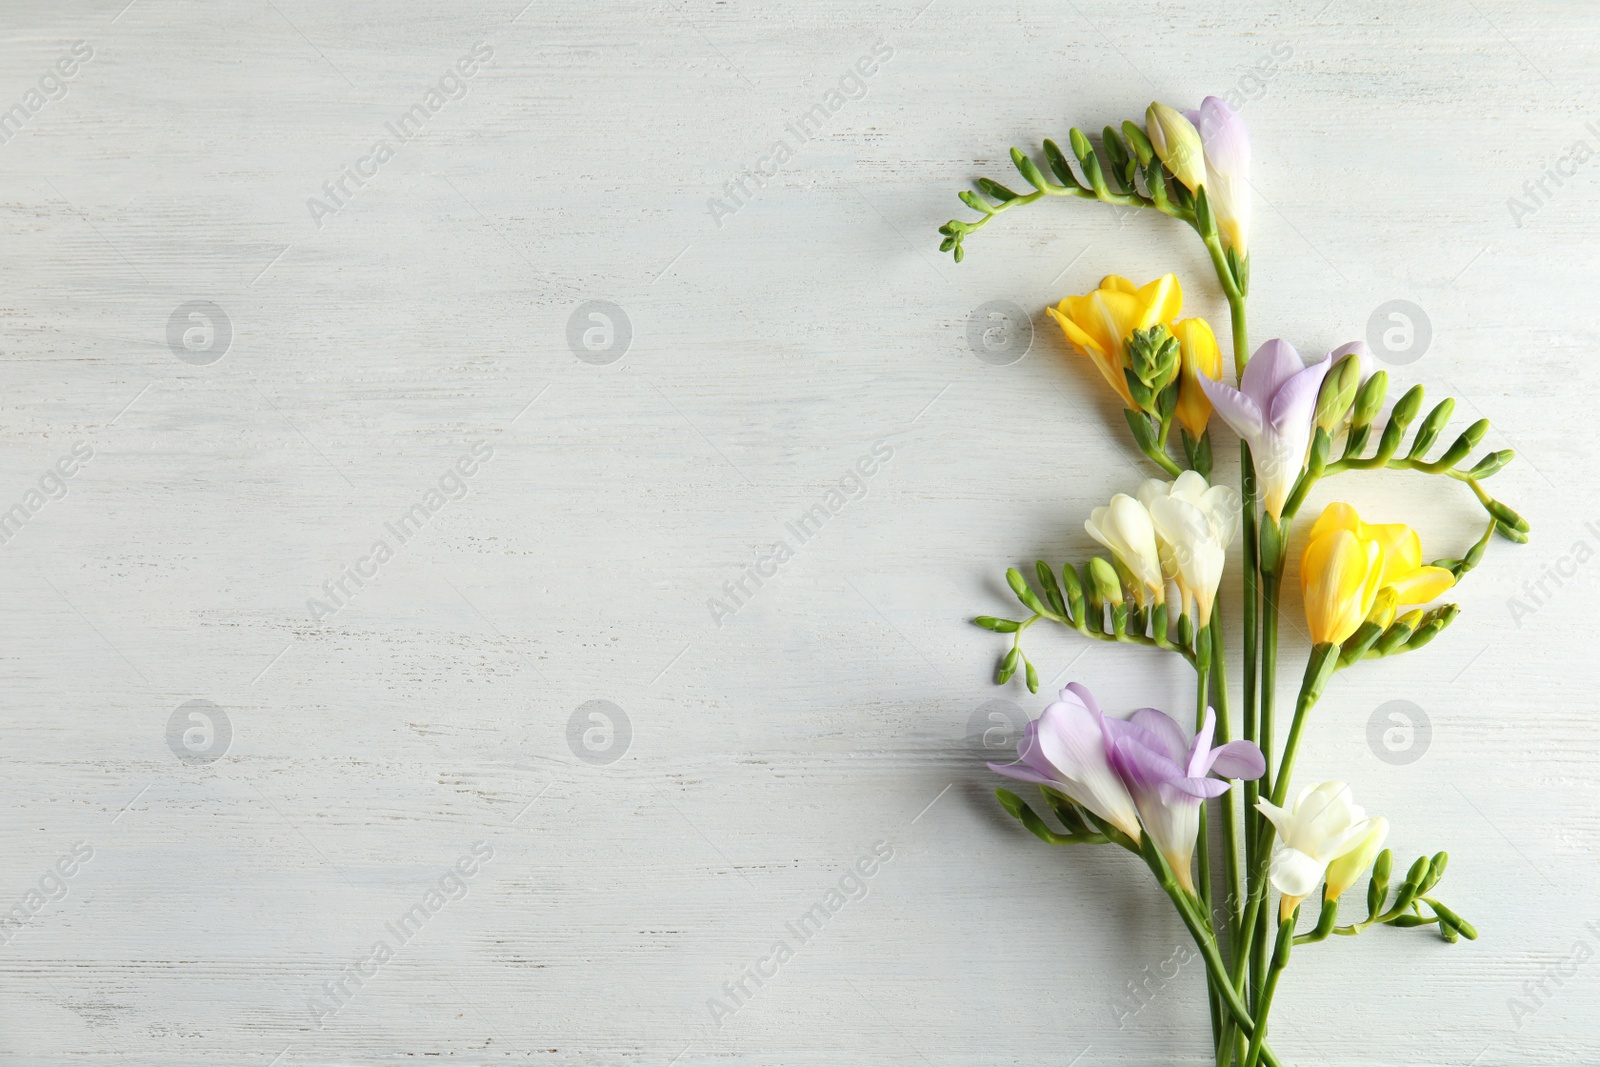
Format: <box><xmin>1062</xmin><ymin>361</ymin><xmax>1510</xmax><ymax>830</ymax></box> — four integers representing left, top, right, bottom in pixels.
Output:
<box><xmin>1198</xmin><ymin>338</ymin><xmax>1332</xmax><ymax>519</ymax></box>
<box><xmin>1104</xmin><ymin>707</ymin><xmax>1265</xmax><ymax>892</ymax></box>
<box><xmin>1185</xmin><ymin>96</ymin><xmax>1251</xmax><ymax>254</ymax></box>
<box><xmin>987</xmin><ymin>683</ymin><xmax>1142</xmax><ymax>841</ymax></box>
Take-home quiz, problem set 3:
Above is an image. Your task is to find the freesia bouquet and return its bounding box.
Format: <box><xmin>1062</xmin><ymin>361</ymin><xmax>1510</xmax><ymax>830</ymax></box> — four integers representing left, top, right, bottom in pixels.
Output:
<box><xmin>943</xmin><ymin>97</ymin><xmax>1528</xmax><ymax>1065</ymax></box>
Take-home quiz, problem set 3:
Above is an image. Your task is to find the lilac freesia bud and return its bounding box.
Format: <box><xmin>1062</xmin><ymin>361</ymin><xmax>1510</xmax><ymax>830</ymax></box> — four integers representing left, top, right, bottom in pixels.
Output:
<box><xmin>1190</xmin><ymin>96</ymin><xmax>1251</xmax><ymax>254</ymax></box>
<box><xmin>1198</xmin><ymin>338</ymin><xmax>1332</xmax><ymax>518</ymax></box>
<box><xmin>987</xmin><ymin>683</ymin><xmax>1142</xmax><ymax>841</ymax></box>
<box><xmin>1104</xmin><ymin>707</ymin><xmax>1265</xmax><ymax>893</ymax></box>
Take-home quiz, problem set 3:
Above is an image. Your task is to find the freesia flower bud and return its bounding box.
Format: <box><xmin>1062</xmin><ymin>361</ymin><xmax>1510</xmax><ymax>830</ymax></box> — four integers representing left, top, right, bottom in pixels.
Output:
<box><xmin>1193</xmin><ymin>96</ymin><xmax>1251</xmax><ymax>254</ymax></box>
<box><xmin>1314</xmin><ymin>351</ymin><xmax>1364</xmax><ymax>433</ymax></box>
<box><xmin>1145</xmin><ymin>102</ymin><xmax>1206</xmax><ymax>192</ymax></box>
<box><xmin>1085</xmin><ymin>495</ymin><xmax>1164</xmax><ymax>608</ymax></box>
<box><xmin>1324</xmin><ymin>817</ymin><xmax>1389</xmax><ymax>900</ymax></box>
<box><xmin>1171</xmin><ymin>317</ymin><xmax>1221</xmax><ymax>438</ymax></box>
<box><xmin>1088</xmin><ymin>556</ymin><xmax>1123</xmax><ymax>607</ymax></box>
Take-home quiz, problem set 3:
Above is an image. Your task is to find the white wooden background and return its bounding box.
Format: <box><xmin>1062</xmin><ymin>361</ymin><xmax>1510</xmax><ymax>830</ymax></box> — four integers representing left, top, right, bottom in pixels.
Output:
<box><xmin>0</xmin><ymin>1</ymin><xmax>1595</xmax><ymax>1064</ymax></box>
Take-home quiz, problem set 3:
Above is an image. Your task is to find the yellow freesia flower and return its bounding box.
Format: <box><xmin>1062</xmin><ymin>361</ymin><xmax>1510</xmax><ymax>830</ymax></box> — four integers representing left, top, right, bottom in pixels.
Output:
<box><xmin>1300</xmin><ymin>502</ymin><xmax>1456</xmax><ymax>645</ymax></box>
<box><xmin>1171</xmin><ymin>317</ymin><xmax>1221</xmax><ymax>437</ymax></box>
<box><xmin>1047</xmin><ymin>274</ymin><xmax>1183</xmax><ymax>409</ymax></box>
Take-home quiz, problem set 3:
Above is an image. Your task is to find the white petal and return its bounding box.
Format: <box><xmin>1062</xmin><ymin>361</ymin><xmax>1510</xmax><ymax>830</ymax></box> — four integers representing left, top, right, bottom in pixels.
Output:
<box><xmin>1268</xmin><ymin>846</ymin><xmax>1327</xmax><ymax>898</ymax></box>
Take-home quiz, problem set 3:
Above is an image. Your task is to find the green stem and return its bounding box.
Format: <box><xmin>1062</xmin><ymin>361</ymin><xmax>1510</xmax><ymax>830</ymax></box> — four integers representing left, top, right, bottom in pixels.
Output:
<box><xmin>1245</xmin><ymin>912</ymin><xmax>1297</xmax><ymax>1067</ymax></box>
<box><xmin>1209</xmin><ymin>599</ymin><xmax>1242</xmax><ymax>942</ymax></box>
<box><xmin>1142</xmin><ymin>840</ymin><xmax>1286</xmax><ymax>1067</ymax></box>
<box><xmin>1194</xmin><ymin>644</ymin><xmax>1220</xmax><ymax>1051</ymax></box>
<box><xmin>1251</xmin><ymin>565</ymin><xmax>1283</xmax><ymax>1003</ymax></box>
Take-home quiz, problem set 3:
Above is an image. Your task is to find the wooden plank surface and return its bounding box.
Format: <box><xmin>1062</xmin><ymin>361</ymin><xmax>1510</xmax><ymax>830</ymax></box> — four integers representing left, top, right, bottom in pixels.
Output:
<box><xmin>0</xmin><ymin>0</ymin><xmax>1594</xmax><ymax>1063</ymax></box>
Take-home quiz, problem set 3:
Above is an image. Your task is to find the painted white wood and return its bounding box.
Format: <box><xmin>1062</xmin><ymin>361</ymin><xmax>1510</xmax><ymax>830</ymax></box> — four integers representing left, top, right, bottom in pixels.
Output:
<box><xmin>0</xmin><ymin>1</ymin><xmax>1594</xmax><ymax>1063</ymax></box>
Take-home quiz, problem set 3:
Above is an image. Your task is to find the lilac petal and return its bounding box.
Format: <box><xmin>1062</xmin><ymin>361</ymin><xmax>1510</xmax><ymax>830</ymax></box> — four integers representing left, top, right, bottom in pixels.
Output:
<box><xmin>1101</xmin><ymin>713</ymin><xmax>1169</xmax><ymax>759</ymax></box>
<box><xmin>1062</xmin><ymin>682</ymin><xmax>1103</xmax><ymax>717</ymax></box>
<box><xmin>1198</xmin><ymin>375</ymin><xmax>1266</xmax><ymax>444</ymax></box>
<box><xmin>1268</xmin><ymin>356</ymin><xmax>1334</xmax><ymax>433</ymax></box>
<box><xmin>1014</xmin><ymin>719</ymin><xmax>1057</xmax><ymax>781</ymax></box>
<box><xmin>1128</xmin><ymin>707</ymin><xmax>1190</xmax><ymax>764</ymax></box>
<box><xmin>1112</xmin><ymin>736</ymin><xmax>1184</xmax><ymax>792</ymax></box>
<box><xmin>1171</xmin><ymin>775</ymin><xmax>1232</xmax><ymax>800</ymax></box>
<box><xmin>1329</xmin><ymin>340</ymin><xmax>1376</xmax><ymax>382</ymax></box>
<box><xmin>1197</xmin><ymin>96</ymin><xmax>1249</xmax><ymax>175</ymax></box>
<box><xmin>1186</xmin><ymin>707</ymin><xmax>1217</xmax><ymax>778</ymax></box>
<box><xmin>1182</xmin><ymin>108</ymin><xmax>1201</xmax><ymax>127</ymax></box>
<box><xmin>987</xmin><ymin>760</ymin><xmax>1057</xmax><ymax>787</ymax></box>
<box><xmin>1240</xmin><ymin>338</ymin><xmax>1304</xmax><ymax>407</ymax></box>
<box><xmin>1206</xmin><ymin>740</ymin><xmax>1267</xmax><ymax>780</ymax></box>
<box><xmin>1035</xmin><ymin>700</ymin><xmax>1115</xmax><ymax>786</ymax></box>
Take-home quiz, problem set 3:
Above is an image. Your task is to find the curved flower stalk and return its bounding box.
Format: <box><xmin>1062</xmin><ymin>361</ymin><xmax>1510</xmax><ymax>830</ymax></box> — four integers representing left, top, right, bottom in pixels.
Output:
<box><xmin>950</xmin><ymin>92</ymin><xmax>1523</xmax><ymax>1067</ymax></box>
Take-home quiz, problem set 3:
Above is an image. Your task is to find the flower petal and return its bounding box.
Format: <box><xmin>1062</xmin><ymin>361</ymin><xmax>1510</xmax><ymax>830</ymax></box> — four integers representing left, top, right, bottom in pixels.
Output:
<box><xmin>1198</xmin><ymin>375</ymin><xmax>1266</xmax><ymax>446</ymax></box>
<box><xmin>1268</xmin><ymin>846</ymin><xmax>1326</xmax><ymax>898</ymax></box>
<box><xmin>1240</xmin><ymin>338</ymin><xmax>1304</xmax><ymax>408</ymax></box>
<box><xmin>1128</xmin><ymin>706</ymin><xmax>1191</xmax><ymax>764</ymax></box>
<box><xmin>1206</xmin><ymin>740</ymin><xmax>1266</xmax><ymax>781</ymax></box>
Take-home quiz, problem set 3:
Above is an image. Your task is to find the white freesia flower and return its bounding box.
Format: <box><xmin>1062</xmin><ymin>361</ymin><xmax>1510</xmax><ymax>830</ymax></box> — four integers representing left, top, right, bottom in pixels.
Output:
<box><xmin>1256</xmin><ymin>781</ymin><xmax>1383</xmax><ymax>915</ymax></box>
<box><xmin>1085</xmin><ymin>494</ymin><xmax>1164</xmax><ymax>608</ymax></box>
<box><xmin>1138</xmin><ymin>471</ymin><xmax>1241</xmax><ymax>623</ymax></box>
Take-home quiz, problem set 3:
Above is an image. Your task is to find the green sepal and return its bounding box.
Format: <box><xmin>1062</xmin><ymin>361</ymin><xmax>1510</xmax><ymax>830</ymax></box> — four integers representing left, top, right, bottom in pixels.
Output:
<box><xmin>973</xmin><ymin>615</ymin><xmax>1021</xmax><ymax>633</ymax></box>
<box><xmin>1193</xmin><ymin>183</ymin><xmax>1217</xmax><ymax>239</ymax></box>
<box><xmin>957</xmin><ymin>190</ymin><xmax>996</xmax><ymax>216</ymax></box>
<box><xmin>1366</xmin><ymin>849</ymin><xmax>1393</xmax><ymax>919</ymax></box>
<box><xmin>1023</xmin><ymin>654</ymin><xmax>1038</xmax><ymax>694</ymax></box>
<box><xmin>1124</xmin><ymin>407</ymin><xmax>1159</xmax><ymax>452</ymax></box>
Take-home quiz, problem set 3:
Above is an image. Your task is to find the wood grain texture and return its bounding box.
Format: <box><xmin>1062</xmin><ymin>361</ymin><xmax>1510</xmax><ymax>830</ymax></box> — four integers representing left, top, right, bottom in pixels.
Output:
<box><xmin>0</xmin><ymin>0</ymin><xmax>1594</xmax><ymax>1063</ymax></box>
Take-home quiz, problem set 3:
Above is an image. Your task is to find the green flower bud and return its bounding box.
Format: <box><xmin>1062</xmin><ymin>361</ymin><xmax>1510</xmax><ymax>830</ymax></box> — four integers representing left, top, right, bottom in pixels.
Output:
<box><xmin>1145</xmin><ymin>102</ymin><xmax>1205</xmax><ymax>192</ymax></box>
<box><xmin>1315</xmin><ymin>352</ymin><xmax>1363</xmax><ymax>433</ymax></box>
<box><xmin>1088</xmin><ymin>557</ymin><xmax>1123</xmax><ymax>607</ymax></box>
<box><xmin>1351</xmin><ymin>370</ymin><xmax>1389</xmax><ymax>429</ymax></box>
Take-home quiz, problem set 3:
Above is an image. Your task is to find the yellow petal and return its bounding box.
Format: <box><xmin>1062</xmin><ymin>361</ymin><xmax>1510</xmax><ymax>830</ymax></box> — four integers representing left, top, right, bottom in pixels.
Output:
<box><xmin>1302</xmin><ymin>529</ymin><xmax>1381</xmax><ymax>645</ymax></box>
<box><xmin>1307</xmin><ymin>502</ymin><xmax>1362</xmax><ymax>544</ymax></box>
<box><xmin>1172</xmin><ymin>317</ymin><xmax>1220</xmax><ymax>438</ymax></box>
<box><xmin>1099</xmin><ymin>274</ymin><xmax>1138</xmax><ymax>294</ymax></box>
<box><xmin>1369</xmin><ymin>521</ymin><xmax>1423</xmax><ymax>587</ymax></box>
<box><xmin>1133</xmin><ymin>273</ymin><xmax>1183</xmax><ymax>329</ymax></box>
<box><xmin>1386</xmin><ymin>565</ymin><xmax>1455</xmax><ymax>607</ymax></box>
<box><xmin>1049</xmin><ymin>305</ymin><xmax>1134</xmax><ymax>407</ymax></box>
